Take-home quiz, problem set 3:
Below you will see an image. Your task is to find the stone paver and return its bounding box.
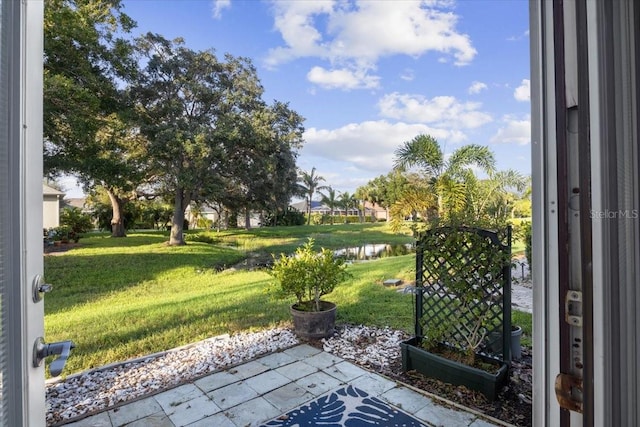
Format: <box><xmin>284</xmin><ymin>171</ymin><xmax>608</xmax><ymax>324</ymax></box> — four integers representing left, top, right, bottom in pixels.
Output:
<box><xmin>125</xmin><ymin>412</ymin><xmax>175</xmax><ymax>427</ymax></box>
<box><xmin>56</xmin><ymin>345</ymin><xmax>503</xmax><ymax>427</ymax></box>
<box><xmin>262</xmin><ymin>382</ymin><xmax>315</xmax><ymax>412</ymax></box>
<box><xmin>64</xmin><ymin>412</ymin><xmax>112</xmax><ymax>427</ymax></box>
<box><xmin>207</xmin><ymin>381</ymin><xmax>258</xmax><ymax>410</ymax></box>
<box><xmin>223</xmin><ymin>397</ymin><xmax>280</xmax><ymax>427</ymax></box>
<box><xmin>244</xmin><ymin>369</ymin><xmax>291</xmax><ymax>394</ymax></box>
<box><xmin>154</xmin><ymin>384</ymin><xmax>204</xmax><ymax>414</ymax></box>
<box><xmin>227</xmin><ymin>360</ymin><xmax>269</xmax><ymax>380</ymax></box>
<box><xmin>184</xmin><ymin>413</ymin><xmax>235</xmax><ymax>427</ymax></box>
<box><xmin>323</xmin><ymin>360</ymin><xmax>368</xmax><ymax>382</ymax></box>
<box><xmin>349</xmin><ymin>372</ymin><xmax>397</xmax><ymax>396</ymax></box>
<box><xmin>414</xmin><ymin>399</ymin><xmax>476</xmax><ymax>427</ymax></box>
<box><xmin>380</xmin><ymin>386</ymin><xmax>432</xmax><ymax>414</ymax></box>
<box><xmin>294</xmin><ymin>370</ymin><xmax>343</xmax><ymax>396</ymax></box>
<box><xmin>303</xmin><ymin>351</ymin><xmax>343</xmax><ymax>369</ymax></box>
<box><xmin>282</xmin><ymin>343</ymin><xmax>321</xmax><ymax>358</ymax></box>
<box><xmin>275</xmin><ymin>360</ymin><xmax>318</xmax><ymax>380</ymax></box>
<box><xmin>108</xmin><ymin>397</ymin><xmax>163</xmax><ymax>426</ymax></box>
<box><xmin>165</xmin><ymin>395</ymin><xmax>221</xmax><ymax>427</ymax></box>
<box><xmin>194</xmin><ymin>370</ymin><xmax>239</xmax><ymax>392</ymax></box>
<box><xmin>257</xmin><ymin>351</ymin><xmax>296</xmax><ymax>369</ymax></box>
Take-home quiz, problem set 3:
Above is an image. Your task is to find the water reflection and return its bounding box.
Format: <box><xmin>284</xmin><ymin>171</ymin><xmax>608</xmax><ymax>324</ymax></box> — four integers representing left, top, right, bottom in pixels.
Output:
<box><xmin>334</xmin><ymin>243</ymin><xmax>415</xmax><ymax>261</ymax></box>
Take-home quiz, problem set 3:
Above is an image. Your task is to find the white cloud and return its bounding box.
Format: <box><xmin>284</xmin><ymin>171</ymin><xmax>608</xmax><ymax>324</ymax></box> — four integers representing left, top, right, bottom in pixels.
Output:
<box><xmin>491</xmin><ymin>116</ymin><xmax>530</xmax><ymax>145</ymax></box>
<box><xmin>468</xmin><ymin>81</ymin><xmax>487</xmax><ymax>95</ymax></box>
<box><xmin>265</xmin><ymin>0</ymin><xmax>477</xmax><ymax>88</ymax></box>
<box><xmin>507</xmin><ymin>30</ymin><xmax>530</xmax><ymax>41</ymax></box>
<box><xmin>378</xmin><ymin>92</ymin><xmax>492</xmax><ymax>129</ymax></box>
<box><xmin>400</xmin><ymin>69</ymin><xmax>415</xmax><ymax>81</ymax></box>
<box><xmin>514</xmin><ymin>79</ymin><xmax>530</xmax><ymax>101</ymax></box>
<box><xmin>303</xmin><ymin>120</ymin><xmax>467</xmax><ymax>173</ymax></box>
<box><xmin>307</xmin><ymin>66</ymin><xmax>380</xmax><ymax>90</ymax></box>
<box><xmin>211</xmin><ymin>0</ymin><xmax>231</xmax><ymax>19</ymax></box>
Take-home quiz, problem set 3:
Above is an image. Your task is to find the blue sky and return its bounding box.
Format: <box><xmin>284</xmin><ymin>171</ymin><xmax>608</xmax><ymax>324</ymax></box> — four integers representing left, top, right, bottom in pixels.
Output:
<box><xmin>63</xmin><ymin>0</ymin><xmax>531</xmax><ymax>198</ymax></box>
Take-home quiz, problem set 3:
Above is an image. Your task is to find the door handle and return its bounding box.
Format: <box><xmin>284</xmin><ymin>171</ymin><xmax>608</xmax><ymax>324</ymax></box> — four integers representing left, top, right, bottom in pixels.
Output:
<box><xmin>33</xmin><ymin>337</ymin><xmax>75</xmax><ymax>377</ymax></box>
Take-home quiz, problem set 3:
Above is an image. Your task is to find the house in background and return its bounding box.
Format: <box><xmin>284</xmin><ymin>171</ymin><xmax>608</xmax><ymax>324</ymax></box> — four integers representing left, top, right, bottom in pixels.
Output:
<box><xmin>42</xmin><ymin>183</ymin><xmax>64</xmax><ymax>229</ymax></box>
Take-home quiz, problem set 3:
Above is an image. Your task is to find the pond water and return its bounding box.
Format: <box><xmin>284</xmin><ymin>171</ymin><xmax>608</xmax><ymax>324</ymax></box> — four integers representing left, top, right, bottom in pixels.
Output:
<box><xmin>334</xmin><ymin>243</ymin><xmax>415</xmax><ymax>261</ymax></box>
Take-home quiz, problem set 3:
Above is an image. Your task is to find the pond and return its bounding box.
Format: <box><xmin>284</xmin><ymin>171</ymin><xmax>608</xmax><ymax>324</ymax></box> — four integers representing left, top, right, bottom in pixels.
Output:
<box><xmin>334</xmin><ymin>243</ymin><xmax>415</xmax><ymax>261</ymax></box>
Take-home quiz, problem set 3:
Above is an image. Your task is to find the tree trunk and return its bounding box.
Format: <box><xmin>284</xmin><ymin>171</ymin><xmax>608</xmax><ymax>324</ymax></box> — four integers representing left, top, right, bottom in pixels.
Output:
<box><xmin>306</xmin><ymin>197</ymin><xmax>311</xmax><ymax>225</ymax></box>
<box><xmin>106</xmin><ymin>189</ymin><xmax>126</xmax><ymax>238</ymax></box>
<box><xmin>244</xmin><ymin>208</ymin><xmax>251</xmax><ymax>229</ymax></box>
<box><xmin>169</xmin><ymin>189</ymin><xmax>187</xmax><ymax>245</ymax></box>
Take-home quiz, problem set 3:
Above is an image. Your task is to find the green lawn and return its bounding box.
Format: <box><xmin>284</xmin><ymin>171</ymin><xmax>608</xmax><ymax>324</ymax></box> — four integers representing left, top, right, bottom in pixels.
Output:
<box><xmin>44</xmin><ymin>223</ymin><xmax>532</xmax><ymax>376</ymax></box>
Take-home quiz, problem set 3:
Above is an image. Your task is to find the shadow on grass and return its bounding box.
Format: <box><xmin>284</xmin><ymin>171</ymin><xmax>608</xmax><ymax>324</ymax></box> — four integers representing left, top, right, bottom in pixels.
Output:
<box><xmin>44</xmin><ymin>248</ymin><xmax>246</xmax><ymax>314</ymax></box>
<box><xmin>52</xmin><ymin>285</ymin><xmax>292</xmax><ymax>375</ymax></box>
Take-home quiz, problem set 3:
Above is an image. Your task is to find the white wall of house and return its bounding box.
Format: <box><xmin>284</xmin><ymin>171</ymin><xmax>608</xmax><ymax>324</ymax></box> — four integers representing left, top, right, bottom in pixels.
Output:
<box><xmin>42</xmin><ymin>184</ymin><xmax>64</xmax><ymax>229</ymax></box>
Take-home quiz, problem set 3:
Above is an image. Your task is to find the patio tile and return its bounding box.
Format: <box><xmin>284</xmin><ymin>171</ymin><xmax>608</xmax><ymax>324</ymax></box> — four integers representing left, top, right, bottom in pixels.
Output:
<box><xmin>380</xmin><ymin>386</ymin><xmax>432</xmax><ymax>414</ymax></box>
<box><xmin>262</xmin><ymin>382</ymin><xmax>315</xmax><ymax>412</ymax></box>
<box><xmin>323</xmin><ymin>360</ymin><xmax>368</xmax><ymax>382</ymax></box>
<box><xmin>154</xmin><ymin>384</ymin><xmax>204</xmax><ymax>414</ymax></box>
<box><xmin>184</xmin><ymin>412</ymin><xmax>235</xmax><ymax>427</ymax></box>
<box><xmin>64</xmin><ymin>412</ymin><xmax>112</xmax><ymax>427</ymax></box>
<box><xmin>275</xmin><ymin>360</ymin><xmax>318</xmax><ymax>380</ymax></box>
<box><xmin>303</xmin><ymin>351</ymin><xmax>343</xmax><ymax>369</ymax></box>
<box><xmin>469</xmin><ymin>418</ymin><xmax>502</xmax><ymax>427</ymax></box>
<box><xmin>282</xmin><ymin>344</ymin><xmax>321</xmax><ymax>359</ymax></box>
<box><xmin>223</xmin><ymin>397</ymin><xmax>280</xmax><ymax>427</ymax></box>
<box><xmin>207</xmin><ymin>381</ymin><xmax>259</xmax><ymax>410</ymax></box>
<box><xmin>108</xmin><ymin>397</ymin><xmax>163</xmax><ymax>426</ymax></box>
<box><xmin>166</xmin><ymin>395</ymin><xmax>221</xmax><ymax>427</ymax></box>
<box><xmin>194</xmin><ymin>371</ymin><xmax>239</xmax><ymax>393</ymax></box>
<box><xmin>294</xmin><ymin>371</ymin><xmax>343</xmax><ymax>396</ymax></box>
<box><xmin>125</xmin><ymin>412</ymin><xmax>175</xmax><ymax>427</ymax></box>
<box><xmin>227</xmin><ymin>360</ymin><xmax>269</xmax><ymax>380</ymax></box>
<box><xmin>349</xmin><ymin>372</ymin><xmax>398</xmax><ymax>397</ymax></box>
<box><xmin>257</xmin><ymin>351</ymin><xmax>296</xmax><ymax>369</ymax></box>
<box><xmin>413</xmin><ymin>399</ymin><xmax>476</xmax><ymax>427</ymax></box>
<box><xmin>244</xmin><ymin>370</ymin><xmax>291</xmax><ymax>394</ymax></box>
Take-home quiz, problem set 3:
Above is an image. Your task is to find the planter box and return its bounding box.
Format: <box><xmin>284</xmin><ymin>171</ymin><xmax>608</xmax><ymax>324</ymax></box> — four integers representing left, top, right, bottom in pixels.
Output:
<box><xmin>400</xmin><ymin>337</ymin><xmax>509</xmax><ymax>401</ymax></box>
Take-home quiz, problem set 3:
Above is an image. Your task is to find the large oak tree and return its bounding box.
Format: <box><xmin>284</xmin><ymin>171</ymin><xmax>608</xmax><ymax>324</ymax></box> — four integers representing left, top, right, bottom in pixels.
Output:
<box><xmin>132</xmin><ymin>34</ymin><xmax>303</xmax><ymax>244</ymax></box>
<box><xmin>44</xmin><ymin>0</ymin><xmax>141</xmax><ymax>237</ymax></box>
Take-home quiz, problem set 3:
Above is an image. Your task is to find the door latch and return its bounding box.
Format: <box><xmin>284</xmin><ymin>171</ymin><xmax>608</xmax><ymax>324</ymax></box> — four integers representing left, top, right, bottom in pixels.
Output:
<box><xmin>33</xmin><ymin>337</ymin><xmax>75</xmax><ymax>377</ymax></box>
<box><xmin>32</xmin><ymin>274</ymin><xmax>53</xmax><ymax>303</ymax></box>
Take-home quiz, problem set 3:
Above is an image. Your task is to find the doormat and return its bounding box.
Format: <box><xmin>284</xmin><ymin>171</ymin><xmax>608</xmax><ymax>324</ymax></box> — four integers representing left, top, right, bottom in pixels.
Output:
<box><xmin>260</xmin><ymin>385</ymin><xmax>427</xmax><ymax>426</ymax></box>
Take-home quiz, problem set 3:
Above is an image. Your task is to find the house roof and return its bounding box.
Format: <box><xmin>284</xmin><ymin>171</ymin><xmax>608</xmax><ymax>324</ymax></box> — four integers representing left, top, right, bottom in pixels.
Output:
<box><xmin>43</xmin><ymin>183</ymin><xmax>65</xmax><ymax>196</ymax></box>
<box><xmin>64</xmin><ymin>198</ymin><xmax>87</xmax><ymax>209</ymax></box>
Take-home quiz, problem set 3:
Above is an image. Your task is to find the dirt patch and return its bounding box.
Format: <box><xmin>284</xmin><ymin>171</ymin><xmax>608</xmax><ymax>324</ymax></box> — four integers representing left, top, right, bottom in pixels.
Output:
<box><xmin>44</xmin><ymin>242</ymin><xmax>81</xmax><ymax>255</ymax></box>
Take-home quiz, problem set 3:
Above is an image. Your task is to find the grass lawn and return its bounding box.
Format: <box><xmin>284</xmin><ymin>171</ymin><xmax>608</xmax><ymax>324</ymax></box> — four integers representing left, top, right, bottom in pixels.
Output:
<box><xmin>44</xmin><ymin>223</ymin><xmax>532</xmax><ymax>377</ymax></box>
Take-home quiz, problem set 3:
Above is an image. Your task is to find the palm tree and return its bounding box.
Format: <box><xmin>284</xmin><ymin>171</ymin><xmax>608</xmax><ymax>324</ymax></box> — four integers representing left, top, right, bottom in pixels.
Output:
<box><xmin>298</xmin><ymin>167</ymin><xmax>328</xmax><ymax>225</ymax></box>
<box><xmin>320</xmin><ymin>187</ymin><xmax>340</xmax><ymax>225</ymax></box>
<box><xmin>339</xmin><ymin>191</ymin><xmax>357</xmax><ymax>218</ymax></box>
<box><xmin>393</xmin><ymin>134</ymin><xmax>496</xmax><ymax>219</ymax></box>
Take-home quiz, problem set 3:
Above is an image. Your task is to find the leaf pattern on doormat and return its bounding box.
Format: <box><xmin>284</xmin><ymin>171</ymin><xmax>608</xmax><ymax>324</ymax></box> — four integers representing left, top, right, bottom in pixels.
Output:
<box><xmin>261</xmin><ymin>385</ymin><xmax>427</xmax><ymax>426</ymax></box>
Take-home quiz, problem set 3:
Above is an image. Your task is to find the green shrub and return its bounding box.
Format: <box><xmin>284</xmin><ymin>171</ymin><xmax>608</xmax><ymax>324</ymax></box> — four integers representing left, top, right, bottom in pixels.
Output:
<box><xmin>185</xmin><ymin>233</ymin><xmax>218</xmax><ymax>244</ymax></box>
<box><xmin>523</xmin><ymin>221</ymin><xmax>532</xmax><ymax>268</ymax></box>
<box><xmin>60</xmin><ymin>207</ymin><xmax>93</xmax><ymax>235</ymax></box>
<box><xmin>270</xmin><ymin>238</ymin><xmax>351</xmax><ymax>312</ymax></box>
<box><xmin>264</xmin><ymin>207</ymin><xmax>305</xmax><ymax>226</ymax></box>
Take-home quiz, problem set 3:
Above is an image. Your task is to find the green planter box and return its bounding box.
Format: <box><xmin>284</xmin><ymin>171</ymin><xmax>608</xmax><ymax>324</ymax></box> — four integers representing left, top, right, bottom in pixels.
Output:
<box><xmin>400</xmin><ymin>338</ymin><xmax>509</xmax><ymax>401</ymax></box>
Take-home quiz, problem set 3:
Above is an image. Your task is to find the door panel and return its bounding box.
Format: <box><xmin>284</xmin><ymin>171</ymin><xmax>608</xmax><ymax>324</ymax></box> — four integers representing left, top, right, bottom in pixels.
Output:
<box><xmin>0</xmin><ymin>0</ymin><xmax>46</xmax><ymax>426</ymax></box>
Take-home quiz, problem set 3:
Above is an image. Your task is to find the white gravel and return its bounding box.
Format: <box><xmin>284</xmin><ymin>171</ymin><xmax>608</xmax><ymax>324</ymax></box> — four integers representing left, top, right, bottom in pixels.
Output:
<box><xmin>46</xmin><ymin>328</ymin><xmax>300</xmax><ymax>425</ymax></box>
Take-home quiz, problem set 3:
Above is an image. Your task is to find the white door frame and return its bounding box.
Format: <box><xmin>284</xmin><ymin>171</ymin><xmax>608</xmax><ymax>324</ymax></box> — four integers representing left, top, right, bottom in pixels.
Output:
<box><xmin>1</xmin><ymin>0</ymin><xmax>45</xmax><ymax>425</ymax></box>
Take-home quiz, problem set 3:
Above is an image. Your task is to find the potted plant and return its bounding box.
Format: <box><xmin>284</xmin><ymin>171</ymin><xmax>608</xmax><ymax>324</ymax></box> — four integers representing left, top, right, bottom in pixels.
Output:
<box><xmin>401</xmin><ymin>226</ymin><xmax>512</xmax><ymax>401</ymax></box>
<box><xmin>270</xmin><ymin>238</ymin><xmax>351</xmax><ymax>339</ymax></box>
